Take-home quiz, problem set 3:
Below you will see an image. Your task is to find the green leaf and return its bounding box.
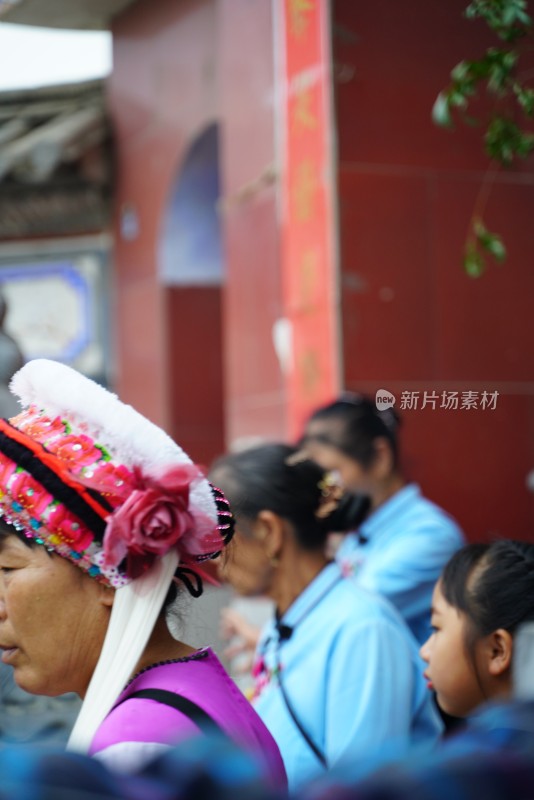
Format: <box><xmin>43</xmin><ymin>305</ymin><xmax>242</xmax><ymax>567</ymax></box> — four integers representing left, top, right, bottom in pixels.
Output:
<box><xmin>473</xmin><ymin>221</ymin><xmax>507</xmax><ymax>264</ymax></box>
<box><xmin>432</xmin><ymin>92</ymin><xmax>453</xmax><ymax>127</ymax></box>
<box><xmin>95</xmin><ymin>444</ymin><xmax>112</xmax><ymax>462</ymax></box>
<box><xmin>516</xmin><ymin>131</ymin><xmax>534</xmax><ymax>156</ymax></box>
<box><xmin>484</xmin><ymin>116</ymin><xmax>533</xmax><ymax>164</ymax></box>
<box><xmin>463</xmin><ymin>0</ymin><xmax>531</xmax><ymax>40</ymax></box>
<box><xmin>485</xmin><ymin>236</ymin><xmax>507</xmax><ymax>262</ymax></box>
<box><xmin>503</xmin><ymin>5</ymin><xmax>518</xmax><ymax>25</ymax></box>
<box><xmin>451</xmin><ymin>60</ymin><xmax>470</xmax><ymax>82</ymax></box>
<box><xmin>517</xmin><ymin>8</ymin><xmax>532</xmax><ymax>24</ymax></box>
<box><xmin>513</xmin><ymin>82</ymin><xmax>534</xmax><ymax>116</ymax></box>
<box><xmin>449</xmin><ymin>89</ymin><xmax>469</xmax><ymax>108</ymax></box>
<box><xmin>464</xmin><ymin>243</ymin><xmax>486</xmax><ymax>277</ymax></box>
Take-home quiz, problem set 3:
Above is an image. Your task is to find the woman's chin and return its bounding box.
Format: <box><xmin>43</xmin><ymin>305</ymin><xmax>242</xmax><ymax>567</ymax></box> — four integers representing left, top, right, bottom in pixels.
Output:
<box><xmin>12</xmin><ymin>670</ymin><xmax>50</xmax><ymax>697</ymax></box>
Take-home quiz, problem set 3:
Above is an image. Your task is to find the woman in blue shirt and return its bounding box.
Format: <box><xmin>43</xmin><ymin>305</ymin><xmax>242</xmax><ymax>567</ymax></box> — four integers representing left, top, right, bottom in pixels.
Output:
<box><xmin>210</xmin><ymin>444</ymin><xmax>442</xmax><ymax>790</ymax></box>
<box><xmin>300</xmin><ymin>395</ymin><xmax>464</xmax><ymax>645</ymax></box>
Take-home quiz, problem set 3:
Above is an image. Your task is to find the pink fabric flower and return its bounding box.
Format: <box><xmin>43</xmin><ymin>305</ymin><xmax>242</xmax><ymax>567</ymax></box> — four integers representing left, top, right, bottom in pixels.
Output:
<box><xmin>47</xmin><ymin>506</ymin><xmax>94</xmax><ymax>553</ymax></box>
<box><xmin>79</xmin><ymin>462</ymin><xmax>136</xmax><ymax>508</ymax></box>
<box><xmin>20</xmin><ymin>414</ymin><xmax>67</xmax><ymax>444</ymax></box>
<box><xmin>10</xmin><ymin>472</ymin><xmax>53</xmax><ymax>516</ymax></box>
<box><xmin>49</xmin><ymin>434</ymin><xmax>103</xmax><ymax>470</ymax></box>
<box><xmin>102</xmin><ymin>464</ymin><xmax>207</xmax><ymax>578</ymax></box>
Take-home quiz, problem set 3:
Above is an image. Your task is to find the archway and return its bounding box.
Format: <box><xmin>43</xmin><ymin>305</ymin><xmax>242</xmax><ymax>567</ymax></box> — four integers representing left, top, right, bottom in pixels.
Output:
<box><xmin>158</xmin><ymin>123</ymin><xmax>225</xmax><ymax>467</ymax></box>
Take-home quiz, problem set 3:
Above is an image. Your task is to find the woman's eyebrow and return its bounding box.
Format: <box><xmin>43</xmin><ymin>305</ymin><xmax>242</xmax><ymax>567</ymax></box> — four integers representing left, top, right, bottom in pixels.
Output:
<box><xmin>0</xmin><ymin>538</ymin><xmax>19</xmax><ymax>555</ymax></box>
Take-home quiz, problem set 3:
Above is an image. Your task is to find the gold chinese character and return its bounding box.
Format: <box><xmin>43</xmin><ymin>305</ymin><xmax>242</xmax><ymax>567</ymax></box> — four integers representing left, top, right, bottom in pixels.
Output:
<box><xmin>292</xmin><ymin>159</ymin><xmax>318</xmax><ymax>222</ymax></box>
<box><xmin>288</xmin><ymin>0</ymin><xmax>315</xmax><ymax>39</ymax></box>
<box><xmin>299</xmin><ymin>248</ymin><xmax>319</xmax><ymax>310</ymax></box>
<box><xmin>291</xmin><ymin>87</ymin><xmax>317</xmax><ymax>132</ymax></box>
<box><xmin>299</xmin><ymin>348</ymin><xmax>320</xmax><ymax>394</ymax></box>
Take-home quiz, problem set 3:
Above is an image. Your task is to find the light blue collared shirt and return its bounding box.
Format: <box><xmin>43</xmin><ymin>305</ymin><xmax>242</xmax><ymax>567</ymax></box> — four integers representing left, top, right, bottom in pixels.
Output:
<box><xmin>336</xmin><ymin>483</ymin><xmax>465</xmax><ymax>645</ymax></box>
<box><xmin>253</xmin><ymin>561</ymin><xmax>442</xmax><ymax>790</ymax></box>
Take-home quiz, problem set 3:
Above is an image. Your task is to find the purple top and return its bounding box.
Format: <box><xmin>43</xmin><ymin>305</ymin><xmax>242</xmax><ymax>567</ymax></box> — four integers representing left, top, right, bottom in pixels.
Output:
<box><xmin>89</xmin><ymin>648</ymin><xmax>286</xmax><ymax>788</ymax></box>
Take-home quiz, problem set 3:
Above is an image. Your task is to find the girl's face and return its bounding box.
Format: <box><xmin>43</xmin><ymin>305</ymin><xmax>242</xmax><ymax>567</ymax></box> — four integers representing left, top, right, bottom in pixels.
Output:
<box><xmin>420</xmin><ymin>580</ymin><xmax>487</xmax><ymax>718</ymax></box>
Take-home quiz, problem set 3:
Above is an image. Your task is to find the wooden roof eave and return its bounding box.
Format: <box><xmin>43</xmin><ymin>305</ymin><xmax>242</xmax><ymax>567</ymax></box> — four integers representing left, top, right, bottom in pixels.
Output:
<box><xmin>0</xmin><ymin>103</ymin><xmax>106</xmax><ymax>183</ymax></box>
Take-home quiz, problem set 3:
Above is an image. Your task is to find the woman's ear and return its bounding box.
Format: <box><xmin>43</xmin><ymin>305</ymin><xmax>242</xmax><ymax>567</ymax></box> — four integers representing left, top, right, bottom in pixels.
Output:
<box><xmin>487</xmin><ymin>628</ymin><xmax>513</xmax><ymax>677</ymax></box>
<box><xmin>371</xmin><ymin>437</ymin><xmax>394</xmax><ymax>478</ymax></box>
<box><xmin>98</xmin><ymin>583</ymin><xmax>115</xmax><ymax>609</ymax></box>
<box><xmin>255</xmin><ymin>510</ymin><xmax>284</xmax><ymax>561</ymax></box>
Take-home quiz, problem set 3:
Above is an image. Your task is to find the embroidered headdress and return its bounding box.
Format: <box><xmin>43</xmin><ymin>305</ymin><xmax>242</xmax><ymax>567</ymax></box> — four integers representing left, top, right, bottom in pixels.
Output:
<box><xmin>0</xmin><ymin>359</ymin><xmax>232</xmax><ymax>588</ymax></box>
<box><xmin>0</xmin><ymin>359</ymin><xmax>234</xmax><ymax>753</ymax></box>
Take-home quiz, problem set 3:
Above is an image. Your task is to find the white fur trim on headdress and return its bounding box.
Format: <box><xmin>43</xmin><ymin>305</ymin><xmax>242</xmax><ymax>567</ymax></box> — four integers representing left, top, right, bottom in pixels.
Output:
<box><xmin>10</xmin><ymin>359</ymin><xmax>216</xmax><ymax>524</ymax></box>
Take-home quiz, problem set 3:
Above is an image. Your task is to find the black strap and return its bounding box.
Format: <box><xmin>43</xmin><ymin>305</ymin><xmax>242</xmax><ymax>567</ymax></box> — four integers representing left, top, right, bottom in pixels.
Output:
<box><xmin>116</xmin><ymin>689</ymin><xmax>224</xmax><ymax>737</ymax></box>
<box><xmin>276</xmin><ymin>675</ymin><xmax>327</xmax><ymax>768</ymax></box>
<box><xmin>270</xmin><ymin>573</ymin><xmax>344</xmax><ymax>769</ymax></box>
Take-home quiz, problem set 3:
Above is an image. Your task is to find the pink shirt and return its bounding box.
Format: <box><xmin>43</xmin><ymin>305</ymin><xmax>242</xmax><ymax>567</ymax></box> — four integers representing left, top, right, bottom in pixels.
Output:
<box><xmin>89</xmin><ymin>648</ymin><xmax>286</xmax><ymax>788</ymax></box>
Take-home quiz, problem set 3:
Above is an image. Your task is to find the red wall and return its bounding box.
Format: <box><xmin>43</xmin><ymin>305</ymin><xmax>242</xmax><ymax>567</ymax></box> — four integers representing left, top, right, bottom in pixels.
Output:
<box><xmin>332</xmin><ymin>0</ymin><xmax>534</xmax><ymax>539</ymax></box>
<box><xmin>165</xmin><ymin>287</ymin><xmax>224</xmax><ymax>467</ymax></box>
<box><xmin>218</xmin><ymin>0</ymin><xmax>287</xmax><ymax>446</ymax></box>
<box><xmin>109</xmin><ymin>0</ymin><xmax>224</xmax><ymax>463</ymax></box>
<box><xmin>108</xmin><ymin>0</ymin><xmax>534</xmax><ymax>538</ymax></box>
<box><xmin>111</xmin><ymin>0</ymin><xmax>291</xmax><ymax>456</ymax></box>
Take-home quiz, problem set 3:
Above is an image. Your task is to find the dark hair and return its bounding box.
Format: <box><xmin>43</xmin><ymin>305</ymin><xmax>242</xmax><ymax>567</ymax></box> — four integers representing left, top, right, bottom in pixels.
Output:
<box><xmin>301</xmin><ymin>393</ymin><xmax>401</xmax><ymax>469</ymax></box>
<box><xmin>441</xmin><ymin>540</ymin><xmax>534</xmax><ymax>647</ymax></box>
<box><xmin>0</xmin><ymin>517</ymin><xmax>43</xmax><ymax>549</ymax></box>
<box><xmin>209</xmin><ymin>443</ymin><xmax>368</xmax><ymax>551</ymax></box>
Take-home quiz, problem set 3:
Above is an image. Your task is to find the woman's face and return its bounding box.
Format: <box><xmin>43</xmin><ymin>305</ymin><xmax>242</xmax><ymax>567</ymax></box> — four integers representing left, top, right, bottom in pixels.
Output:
<box><xmin>217</xmin><ymin>521</ymin><xmax>274</xmax><ymax>598</ymax></box>
<box><xmin>419</xmin><ymin>580</ymin><xmax>486</xmax><ymax>717</ymax></box>
<box><xmin>302</xmin><ymin>420</ymin><xmax>372</xmax><ymax>494</ymax></box>
<box><xmin>0</xmin><ymin>535</ymin><xmax>112</xmax><ymax>697</ymax></box>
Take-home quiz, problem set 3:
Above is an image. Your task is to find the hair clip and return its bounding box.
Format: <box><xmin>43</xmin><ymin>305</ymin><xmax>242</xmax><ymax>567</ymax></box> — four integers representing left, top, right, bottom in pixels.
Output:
<box><xmin>316</xmin><ymin>471</ymin><xmax>344</xmax><ymax>519</ymax></box>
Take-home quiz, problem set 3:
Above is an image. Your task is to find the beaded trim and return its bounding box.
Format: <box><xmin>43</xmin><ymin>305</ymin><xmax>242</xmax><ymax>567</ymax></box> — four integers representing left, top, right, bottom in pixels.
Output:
<box><xmin>122</xmin><ymin>649</ymin><xmax>210</xmax><ymax>691</ymax></box>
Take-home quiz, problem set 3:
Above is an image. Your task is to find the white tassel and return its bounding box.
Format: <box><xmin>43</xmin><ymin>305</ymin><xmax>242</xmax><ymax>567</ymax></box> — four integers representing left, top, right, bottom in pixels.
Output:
<box><xmin>68</xmin><ymin>551</ymin><xmax>180</xmax><ymax>753</ymax></box>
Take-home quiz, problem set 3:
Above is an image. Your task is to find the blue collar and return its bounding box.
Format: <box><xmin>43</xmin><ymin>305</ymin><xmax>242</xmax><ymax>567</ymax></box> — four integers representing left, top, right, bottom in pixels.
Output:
<box><xmin>359</xmin><ymin>483</ymin><xmax>422</xmax><ymax>540</ymax></box>
<box><xmin>278</xmin><ymin>561</ymin><xmax>342</xmax><ymax>633</ymax></box>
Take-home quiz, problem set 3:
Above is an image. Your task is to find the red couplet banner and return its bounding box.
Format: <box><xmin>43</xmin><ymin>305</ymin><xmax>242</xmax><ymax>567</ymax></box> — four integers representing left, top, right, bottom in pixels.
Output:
<box><xmin>277</xmin><ymin>0</ymin><xmax>341</xmax><ymax>438</ymax></box>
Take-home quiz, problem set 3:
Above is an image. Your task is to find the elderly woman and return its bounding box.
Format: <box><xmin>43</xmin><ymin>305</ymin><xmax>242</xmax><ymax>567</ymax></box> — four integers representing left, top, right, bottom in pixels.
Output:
<box><xmin>210</xmin><ymin>443</ymin><xmax>442</xmax><ymax>790</ymax></box>
<box><xmin>0</xmin><ymin>359</ymin><xmax>286</xmax><ymax>785</ymax></box>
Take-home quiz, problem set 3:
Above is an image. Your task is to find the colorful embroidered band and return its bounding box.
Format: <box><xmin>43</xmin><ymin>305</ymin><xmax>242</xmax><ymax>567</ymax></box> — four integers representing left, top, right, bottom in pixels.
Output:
<box><xmin>0</xmin><ymin>407</ymin><xmax>139</xmax><ymax>586</ymax></box>
<box><xmin>0</xmin><ymin>419</ymin><xmax>113</xmax><ymax>533</ymax></box>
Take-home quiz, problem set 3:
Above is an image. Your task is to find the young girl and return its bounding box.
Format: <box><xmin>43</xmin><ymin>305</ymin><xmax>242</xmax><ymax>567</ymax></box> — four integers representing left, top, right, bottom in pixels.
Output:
<box><xmin>420</xmin><ymin>540</ymin><xmax>534</xmax><ymax>719</ymax></box>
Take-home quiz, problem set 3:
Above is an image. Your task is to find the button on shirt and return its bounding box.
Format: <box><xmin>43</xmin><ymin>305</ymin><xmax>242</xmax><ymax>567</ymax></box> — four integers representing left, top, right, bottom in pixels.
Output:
<box><xmin>336</xmin><ymin>483</ymin><xmax>465</xmax><ymax>645</ymax></box>
<box><xmin>252</xmin><ymin>561</ymin><xmax>442</xmax><ymax>790</ymax></box>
